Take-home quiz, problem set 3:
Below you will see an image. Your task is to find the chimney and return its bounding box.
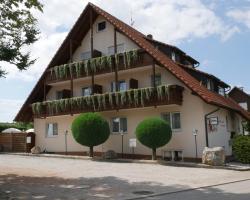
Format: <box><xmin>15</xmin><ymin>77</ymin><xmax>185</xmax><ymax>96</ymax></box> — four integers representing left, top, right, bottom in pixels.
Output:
<box><xmin>147</xmin><ymin>34</ymin><xmax>153</xmax><ymax>39</ymax></box>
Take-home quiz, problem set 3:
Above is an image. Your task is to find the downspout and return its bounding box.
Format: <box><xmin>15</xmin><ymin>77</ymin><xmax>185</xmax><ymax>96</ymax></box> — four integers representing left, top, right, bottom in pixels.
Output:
<box><xmin>204</xmin><ymin>108</ymin><xmax>220</xmax><ymax>147</ymax></box>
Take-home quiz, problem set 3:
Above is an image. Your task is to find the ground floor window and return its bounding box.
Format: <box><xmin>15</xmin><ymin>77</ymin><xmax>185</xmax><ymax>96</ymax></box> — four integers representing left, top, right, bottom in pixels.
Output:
<box><xmin>46</xmin><ymin>123</ymin><xmax>58</xmax><ymax>137</ymax></box>
<box><xmin>161</xmin><ymin>112</ymin><xmax>181</xmax><ymax>131</ymax></box>
<box><xmin>111</xmin><ymin>117</ymin><xmax>127</xmax><ymax>134</ymax></box>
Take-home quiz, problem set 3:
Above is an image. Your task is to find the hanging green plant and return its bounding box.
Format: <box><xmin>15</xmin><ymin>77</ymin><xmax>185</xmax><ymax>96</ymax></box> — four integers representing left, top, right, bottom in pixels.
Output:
<box><xmin>123</xmin><ymin>52</ymin><xmax>127</xmax><ymax>69</ymax></box>
<box><xmin>54</xmin><ymin>66</ymin><xmax>59</xmax><ymax>79</ymax></box>
<box><xmin>84</xmin><ymin>60</ymin><xmax>90</xmax><ymax>76</ymax></box>
<box><xmin>74</xmin><ymin>62</ymin><xmax>80</xmax><ymax>78</ymax></box>
<box><xmin>145</xmin><ymin>88</ymin><xmax>151</xmax><ymax>101</ymax></box>
<box><xmin>96</xmin><ymin>94</ymin><xmax>102</xmax><ymax>110</ymax></box>
<box><xmin>90</xmin><ymin>58</ymin><xmax>96</xmax><ymax>73</ymax></box>
<box><xmin>157</xmin><ymin>85</ymin><xmax>164</xmax><ymax>100</ymax></box>
<box><xmin>120</xmin><ymin>91</ymin><xmax>127</xmax><ymax>106</ymax></box>
<box><xmin>140</xmin><ymin>89</ymin><xmax>145</xmax><ymax>106</ymax></box>
<box><xmin>100</xmin><ymin>56</ymin><xmax>107</xmax><ymax>70</ymax></box>
<box><xmin>126</xmin><ymin>51</ymin><xmax>131</xmax><ymax>67</ymax></box>
<box><xmin>115</xmin><ymin>92</ymin><xmax>120</xmax><ymax>107</ymax></box>
<box><xmin>132</xmin><ymin>49</ymin><xmax>138</xmax><ymax>64</ymax></box>
<box><xmin>115</xmin><ymin>53</ymin><xmax>120</xmax><ymax>66</ymax></box>
<box><xmin>109</xmin><ymin>92</ymin><xmax>113</xmax><ymax>108</ymax></box>
<box><xmin>85</xmin><ymin>96</ymin><xmax>91</xmax><ymax>106</ymax></box>
<box><xmin>164</xmin><ymin>85</ymin><xmax>170</xmax><ymax>101</ymax></box>
<box><xmin>134</xmin><ymin>89</ymin><xmax>139</xmax><ymax>106</ymax></box>
<box><xmin>102</xmin><ymin>93</ymin><xmax>108</xmax><ymax>109</ymax></box>
<box><xmin>127</xmin><ymin>89</ymin><xmax>133</xmax><ymax>105</ymax></box>
<box><xmin>91</xmin><ymin>95</ymin><xmax>96</xmax><ymax>111</ymax></box>
<box><xmin>107</xmin><ymin>56</ymin><xmax>112</xmax><ymax>72</ymax></box>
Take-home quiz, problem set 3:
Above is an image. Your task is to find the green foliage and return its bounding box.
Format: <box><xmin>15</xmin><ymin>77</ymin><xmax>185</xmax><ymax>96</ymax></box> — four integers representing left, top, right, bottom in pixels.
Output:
<box><xmin>233</xmin><ymin>135</ymin><xmax>250</xmax><ymax>164</ymax></box>
<box><xmin>71</xmin><ymin>113</ymin><xmax>110</xmax><ymax>148</ymax></box>
<box><xmin>0</xmin><ymin>122</ymin><xmax>33</xmax><ymax>132</ymax></box>
<box><xmin>135</xmin><ymin>118</ymin><xmax>172</xmax><ymax>150</ymax></box>
<box><xmin>0</xmin><ymin>0</ymin><xmax>43</xmax><ymax>77</ymax></box>
<box><xmin>31</xmin><ymin>85</ymin><xmax>172</xmax><ymax>116</ymax></box>
<box><xmin>50</xmin><ymin>49</ymin><xmax>140</xmax><ymax>80</ymax></box>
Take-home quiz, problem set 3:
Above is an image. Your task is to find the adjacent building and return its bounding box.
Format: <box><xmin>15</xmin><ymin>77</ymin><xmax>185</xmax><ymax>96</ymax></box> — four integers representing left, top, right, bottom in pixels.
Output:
<box><xmin>15</xmin><ymin>3</ymin><xmax>250</xmax><ymax>159</ymax></box>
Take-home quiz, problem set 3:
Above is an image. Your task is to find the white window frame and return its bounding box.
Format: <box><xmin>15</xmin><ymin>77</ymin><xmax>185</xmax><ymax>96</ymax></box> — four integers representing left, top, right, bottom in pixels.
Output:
<box><xmin>171</xmin><ymin>51</ymin><xmax>176</xmax><ymax>61</ymax></box>
<box><xmin>82</xmin><ymin>86</ymin><xmax>92</xmax><ymax>96</ymax></box>
<box><xmin>96</xmin><ymin>21</ymin><xmax>106</xmax><ymax>32</ymax></box>
<box><xmin>111</xmin><ymin>80</ymin><xmax>127</xmax><ymax>92</ymax></box>
<box><xmin>218</xmin><ymin>86</ymin><xmax>225</xmax><ymax>96</ymax></box>
<box><xmin>161</xmin><ymin>112</ymin><xmax>181</xmax><ymax>132</ymax></box>
<box><xmin>46</xmin><ymin>123</ymin><xmax>58</xmax><ymax>138</ymax></box>
<box><xmin>111</xmin><ymin>117</ymin><xmax>128</xmax><ymax>134</ymax></box>
<box><xmin>107</xmin><ymin>43</ymin><xmax>125</xmax><ymax>55</ymax></box>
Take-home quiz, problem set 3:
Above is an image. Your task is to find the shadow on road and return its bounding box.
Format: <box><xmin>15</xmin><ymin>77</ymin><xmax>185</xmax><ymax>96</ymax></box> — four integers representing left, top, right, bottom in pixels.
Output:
<box><xmin>0</xmin><ymin>174</ymin><xmax>249</xmax><ymax>200</ymax></box>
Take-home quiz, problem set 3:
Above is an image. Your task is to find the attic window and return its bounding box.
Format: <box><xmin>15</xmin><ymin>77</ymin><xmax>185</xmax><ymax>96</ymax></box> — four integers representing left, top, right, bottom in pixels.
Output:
<box><xmin>97</xmin><ymin>21</ymin><xmax>106</xmax><ymax>32</ymax></box>
<box><xmin>171</xmin><ymin>52</ymin><xmax>176</xmax><ymax>61</ymax></box>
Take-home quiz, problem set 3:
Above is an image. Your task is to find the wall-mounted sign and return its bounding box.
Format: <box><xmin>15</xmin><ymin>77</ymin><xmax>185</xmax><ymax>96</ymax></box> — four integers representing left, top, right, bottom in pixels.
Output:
<box><xmin>26</xmin><ymin>136</ymin><xmax>31</xmax><ymax>144</ymax></box>
<box><xmin>209</xmin><ymin>117</ymin><xmax>218</xmax><ymax>125</ymax></box>
<box><xmin>129</xmin><ymin>138</ymin><xmax>136</xmax><ymax>148</ymax></box>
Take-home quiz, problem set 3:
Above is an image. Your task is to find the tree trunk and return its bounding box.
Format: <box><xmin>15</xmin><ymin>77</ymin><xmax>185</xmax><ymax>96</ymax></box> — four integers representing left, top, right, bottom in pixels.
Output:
<box><xmin>89</xmin><ymin>146</ymin><xmax>94</xmax><ymax>157</ymax></box>
<box><xmin>152</xmin><ymin>148</ymin><xmax>156</xmax><ymax>160</ymax></box>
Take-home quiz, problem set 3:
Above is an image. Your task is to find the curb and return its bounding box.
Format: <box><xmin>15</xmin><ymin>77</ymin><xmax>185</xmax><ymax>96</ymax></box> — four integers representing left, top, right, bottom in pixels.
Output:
<box><xmin>2</xmin><ymin>153</ymin><xmax>249</xmax><ymax>171</ymax></box>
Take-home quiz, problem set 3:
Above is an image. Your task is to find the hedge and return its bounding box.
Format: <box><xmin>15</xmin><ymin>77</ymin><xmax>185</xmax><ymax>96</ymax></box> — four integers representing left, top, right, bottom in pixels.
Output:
<box><xmin>232</xmin><ymin>135</ymin><xmax>250</xmax><ymax>164</ymax></box>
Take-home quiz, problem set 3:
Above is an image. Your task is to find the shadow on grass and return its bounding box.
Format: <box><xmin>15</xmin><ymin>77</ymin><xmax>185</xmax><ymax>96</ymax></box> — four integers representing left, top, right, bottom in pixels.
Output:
<box><xmin>0</xmin><ymin>174</ymin><xmax>249</xmax><ymax>200</ymax></box>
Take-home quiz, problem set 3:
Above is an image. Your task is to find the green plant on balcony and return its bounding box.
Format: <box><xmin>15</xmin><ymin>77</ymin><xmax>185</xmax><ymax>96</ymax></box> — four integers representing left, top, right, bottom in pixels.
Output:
<box><xmin>115</xmin><ymin>53</ymin><xmax>119</xmax><ymax>66</ymax></box>
<box><xmin>84</xmin><ymin>60</ymin><xmax>90</xmax><ymax>76</ymax></box>
<box><xmin>120</xmin><ymin>91</ymin><xmax>127</xmax><ymax>105</ymax></box>
<box><xmin>134</xmin><ymin>89</ymin><xmax>139</xmax><ymax>106</ymax></box>
<box><xmin>108</xmin><ymin>92</ymin><xmax>113</xmax><ymax>108</ymax></box>
<box><xmin>107</xmin><ymin>55</ymin><xmax>113</xmax><ymax>71</ymax></box>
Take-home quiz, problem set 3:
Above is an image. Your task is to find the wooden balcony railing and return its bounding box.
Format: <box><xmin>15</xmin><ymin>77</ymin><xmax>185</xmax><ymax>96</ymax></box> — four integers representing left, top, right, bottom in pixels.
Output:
<box><xmin>32</xmin><ymin>85</ymin><xmax>184</xmax><ymax>118</ymax></box>
<box><xmin>45</xmin><ymin>49</ymin><xmax>153</xmax><ymax>83</ymax></box>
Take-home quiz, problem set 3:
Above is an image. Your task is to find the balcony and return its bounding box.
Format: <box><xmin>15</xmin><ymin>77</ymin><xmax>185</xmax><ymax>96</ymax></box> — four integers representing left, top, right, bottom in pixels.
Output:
<box><xmin>45</xmin><ymin>49</ymin><xmax>153</xmax><ymax>84</ymax></box>
<box><xmin>32</xmin><ymin>85</ymin><xmax>184</xmax><ymax>118</ymax></box>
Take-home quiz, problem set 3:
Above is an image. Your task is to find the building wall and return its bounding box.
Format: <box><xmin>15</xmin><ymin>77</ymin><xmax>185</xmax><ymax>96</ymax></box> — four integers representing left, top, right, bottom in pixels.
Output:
<box><xmin>72</xmin><ymin>15</ymin><xmax>139</xmax><ymax>62</ymax></box>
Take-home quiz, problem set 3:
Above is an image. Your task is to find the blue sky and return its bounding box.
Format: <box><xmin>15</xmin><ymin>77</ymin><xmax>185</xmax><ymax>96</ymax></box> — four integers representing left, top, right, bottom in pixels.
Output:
<box><xmin>0</xmin><ymin>0</ymin><xmax>250</xmax><ymax>122</ymax></box>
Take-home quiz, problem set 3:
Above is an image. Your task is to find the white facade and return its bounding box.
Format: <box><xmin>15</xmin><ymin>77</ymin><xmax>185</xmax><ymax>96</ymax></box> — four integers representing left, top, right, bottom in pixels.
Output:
<box><xmin>33</xmin><ymin>15</ymin><xmax>244</xmax><ymax>158</ymax></box>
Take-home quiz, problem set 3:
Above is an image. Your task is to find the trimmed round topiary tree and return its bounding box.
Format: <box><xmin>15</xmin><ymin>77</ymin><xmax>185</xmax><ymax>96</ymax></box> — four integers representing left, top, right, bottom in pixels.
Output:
<box><xmin>233</xmin><ymin>135</ymin><xmax>250</xmax><ymax>164</ymax></box>
<box><xmin>71</xmin><ymin>113</ymin><xmax>110</xmax><ymax>157</ymax></box>
<box><xmin>135</xmin><ymin>117</ymin><xmax>172</xmax><ymax>160</ymax></box>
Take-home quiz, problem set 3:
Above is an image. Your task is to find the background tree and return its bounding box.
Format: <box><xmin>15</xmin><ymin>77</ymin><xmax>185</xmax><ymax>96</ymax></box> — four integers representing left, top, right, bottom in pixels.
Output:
<box><xmin>71</xmin><ymin>113</ymin><xmax>110</xmax><ymax>157</ymax></box>
<box><xmin>0</xmin><ymin>0</ymin><xmax>43</xmax><ymax>77</ymax></box>
<box><xmin>135</xmin><ymin>117</ymin><xmax>172</xmax><ymax>160</ymax></box>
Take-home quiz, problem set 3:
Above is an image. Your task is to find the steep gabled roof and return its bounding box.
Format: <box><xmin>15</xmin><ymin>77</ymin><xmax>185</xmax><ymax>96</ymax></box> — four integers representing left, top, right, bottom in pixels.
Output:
<box><xmin>14</xmin><ymin>2</ymin><xmax>250</xmax><ymax>121</ymax></box>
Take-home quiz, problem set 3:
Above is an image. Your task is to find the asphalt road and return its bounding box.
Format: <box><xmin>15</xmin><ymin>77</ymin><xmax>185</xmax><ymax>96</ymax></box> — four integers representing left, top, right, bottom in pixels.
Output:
<box><xmin>0</xmin><ymin>154</ymin><xmax>249</xmax><ymax>200</ymax></box>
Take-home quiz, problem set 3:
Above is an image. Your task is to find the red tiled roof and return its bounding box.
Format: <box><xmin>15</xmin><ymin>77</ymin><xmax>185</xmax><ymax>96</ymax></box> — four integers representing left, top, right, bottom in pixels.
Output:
<box><xmin>14</xmin><ymin>3</ymin><xmax>250</xmax><ymax>121</ymax></box>
<box><xmin>90</xmin><ymin>3</ymin><xmax>249</xmax><ymax>120</ymax></box>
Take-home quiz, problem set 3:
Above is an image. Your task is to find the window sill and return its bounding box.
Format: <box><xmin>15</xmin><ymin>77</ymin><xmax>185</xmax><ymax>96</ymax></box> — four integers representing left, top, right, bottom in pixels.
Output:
<box><xmin>172</xmin><ymin>129</ymin><xmax>182</xmax><ymax>133</ymax></box>
<box><xmin>46</xmin><ymin>135</ymin><xmax>58</xmax><ymax>138</ymax></box>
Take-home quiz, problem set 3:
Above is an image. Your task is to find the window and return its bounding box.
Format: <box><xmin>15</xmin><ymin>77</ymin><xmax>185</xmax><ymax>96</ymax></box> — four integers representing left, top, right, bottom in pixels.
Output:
<box><xmin>80</xmin><ymin>51</ymin><xmax>91</xmax><ymax>60</ymax></box>
<box><xmin>82</xmin><ymin>87</ymin><xmax>92</xmax><ymax>96</ymax></box>
<box><xmin>46</xmin><ymin>123</ymin><xmax>58</xmax><ymax>137</ymax></box>
<box><xmin>171</xmin><ymin>52</ymin><xmax>176</xmax><ymax>61</ymax></box>
<box><xmin>218</xmin><ymin>86</ymin><xmax>225</xmax><ymax>96</ymax></box>
<box><xmin>111</xmin><ymin>117</ymin><xmax>127</xmax><ymax>133</ymax></box>
<box><xmin>206</xmin><ymin>79</ymin><xmax>214</xmax><ymax>91</ymax></box>
<box><xmin>107</xmin><ymin>43</ymin><xmax>125</xmax><ymax>55</ymax></box>
<box><xmin>151</xmin><ymin>74</ymin><xmax>161</xmax><ymax>87</ymax></box>
<box><xmin>111</xmin><ymin>80</ymin><xmax>127</xmax><ymax>92</ymax></box>
<box><xmin>161</xmin><ymin>112</ymin><xmax>181</xmax><ymax>131</ymax></box>
<box><xmin>97</xmin><ymin>21</ymin><xmax>106</xmax><ymax>32</ymax></box>
<box><xmin>56</xmin><ymin>91</ymin><xmax>63</xmax><ymax>100</ymax></box>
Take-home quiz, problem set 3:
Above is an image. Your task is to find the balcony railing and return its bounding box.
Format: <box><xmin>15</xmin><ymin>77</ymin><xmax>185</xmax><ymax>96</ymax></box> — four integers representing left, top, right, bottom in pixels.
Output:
<box><xmin>32</xmin><ymin>85</ymin><xmax>184</xmax><ymax>118</ymax></box>
<box><xmin>45</xmin><ymin>49</ymin><xmax>153</xmax><ymax>83</ymax></box>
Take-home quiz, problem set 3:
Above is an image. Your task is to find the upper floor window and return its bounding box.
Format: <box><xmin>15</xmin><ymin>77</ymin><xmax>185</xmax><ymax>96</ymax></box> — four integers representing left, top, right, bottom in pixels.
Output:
<box><xmin>56</xmin><ymin>91</ymin><xmax>63</xmax><ymax>100</ymax></box>
<box><xmin>108</xmin><ymin>43</ymin><xmax>125</xmax><ymax>55</ymax></box>
<box><xmin>46</xmin><ymin>123</ymin><xmax>58</xmax><ymax>137</ymax></box>
<box><xmin>97</xmin><ymin>21</ymin><xmax>106</xmax><ymax>32</ymax></box>
<box><xmin>206</xmin><ymin>79</ymin><xmax>214</xmax><ymax>91</ymax></box>
<box><xmin>218</xmin><ymin>86</ymin><xmax>225</xmax><ymax>96</ymax></box>
<box><xmin>151</xmin><ymin>74</ymin><xmax>161</xmax><ymax>87</ymax></box>
<box><xmin>82</xmin><ymin>87</ymin><xmax>92</xmax><ymax>96</ymax></box>
<box><xmin>111</xmin><ymin>117</ymin><xmax>127</xmax><ymax>133</ymax></box>
<box><xmin>111</xmin><ymin>80</ymin><xmax>127</xmax><ymax>92</ymax></box>
<box><xmin>161</xmin><ymin>112</ymin><xmax>181</xmax><ymax>131</ymax></box>
<box><xmin>80</xmin><ymin>51</ymin><xmax>91</xmax><ymax>60</ymax></box>
<box><xmin>171</xmin><ymin>52</ymin><xmax>176</xmax><ymax>61</ymax></box>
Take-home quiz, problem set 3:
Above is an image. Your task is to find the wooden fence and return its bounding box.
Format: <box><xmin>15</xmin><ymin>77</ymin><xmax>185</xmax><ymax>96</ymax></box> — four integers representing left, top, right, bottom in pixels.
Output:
<box><xmin>0</xmin><ymin>132</ymin><xmax>35</xmax><ymax>152</ymax></box>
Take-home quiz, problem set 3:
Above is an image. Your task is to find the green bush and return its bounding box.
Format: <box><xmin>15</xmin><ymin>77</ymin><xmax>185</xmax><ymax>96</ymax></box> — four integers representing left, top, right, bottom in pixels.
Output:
<box><xmin>232</xmin><ymin>135</ymin><xmax>250</xmax><ymax>164</ymax></box>
<box><xmin>71</xmin><ymin>113</ymin><xmax>110</xmax><ymax>157</ymax></box>
<box><xmin>135</xmin><ymin>117</ymin><xmax>172</xmax><ymax>160</ymax></box>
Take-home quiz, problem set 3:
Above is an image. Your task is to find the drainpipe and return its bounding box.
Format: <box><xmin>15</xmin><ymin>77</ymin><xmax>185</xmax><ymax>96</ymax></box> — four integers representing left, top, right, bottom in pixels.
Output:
<box><xmin>204</xmin><ymin>108</ymin><xmax>220</xmax><ymax>147</ymax></box>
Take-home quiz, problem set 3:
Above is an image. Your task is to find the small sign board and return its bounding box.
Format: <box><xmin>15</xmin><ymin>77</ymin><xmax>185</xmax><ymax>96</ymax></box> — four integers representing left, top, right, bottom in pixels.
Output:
<box><xmin>129</xmin><ymin>138</ymin><xmax>136</xmax><ymax>148</ymax></box>
<box><xmin>209</xmin><ymin>117</ymin><xmax>218</xmax><ymax>125</ymax></box>
<box><xmin>26</xmin><ymin>136</ymin><xmax>31</xmax><ymax>144</ymax></box>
